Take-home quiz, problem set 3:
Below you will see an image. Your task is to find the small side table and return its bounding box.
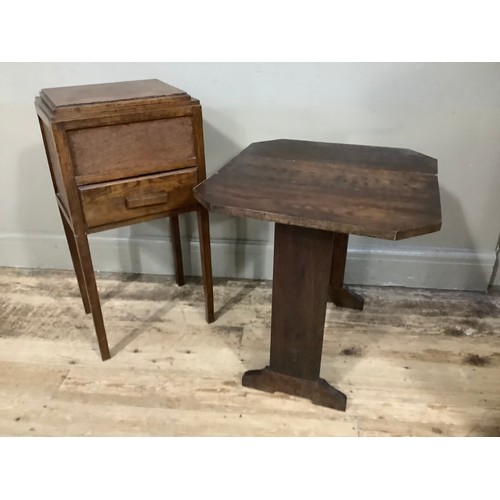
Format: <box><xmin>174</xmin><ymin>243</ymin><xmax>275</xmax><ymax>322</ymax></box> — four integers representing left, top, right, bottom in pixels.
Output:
<box><xmin>35</xmin><ymin>79</ymin><xmax>215</xmax><ymax>361</ymax></box>
<box><xmin>194</xmin><ymin>139</ymin><xmax>441</xmax><ymax>411</ymax></box>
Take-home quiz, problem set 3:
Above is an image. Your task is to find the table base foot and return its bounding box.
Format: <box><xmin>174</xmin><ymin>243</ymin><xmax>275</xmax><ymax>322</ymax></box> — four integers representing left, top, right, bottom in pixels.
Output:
<box><xmin>330</xmin><ymin>286</ymin><xmax>364</xmax><ymax>311</ymax></box>
<box><xmin>242</xmin><ymin>367</ymin><xmax>347</xmax><ymax>411</ymax></box>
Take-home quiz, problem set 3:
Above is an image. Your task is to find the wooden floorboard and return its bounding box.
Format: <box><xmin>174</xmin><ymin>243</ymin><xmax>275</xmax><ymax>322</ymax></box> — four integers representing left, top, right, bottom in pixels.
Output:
<box><xmin>0</xmin><ymin>267</ymin><xmax>498</xmax><ymax>436</ymax></box>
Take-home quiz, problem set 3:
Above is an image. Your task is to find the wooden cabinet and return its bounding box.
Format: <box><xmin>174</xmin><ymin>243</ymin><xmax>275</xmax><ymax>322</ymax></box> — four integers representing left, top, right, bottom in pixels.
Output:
<box><xmin>35</xmin><ymin>79</ymin><xmax>214</xmax><ymax>361</ymax></box>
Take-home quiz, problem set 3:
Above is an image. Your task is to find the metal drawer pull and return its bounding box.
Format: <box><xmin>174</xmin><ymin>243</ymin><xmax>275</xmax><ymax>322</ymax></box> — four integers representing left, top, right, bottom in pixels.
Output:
<box><xmin>125</xmin><ymin>192</ymin><xmax>169</xmax><ymax>209</ymax></box>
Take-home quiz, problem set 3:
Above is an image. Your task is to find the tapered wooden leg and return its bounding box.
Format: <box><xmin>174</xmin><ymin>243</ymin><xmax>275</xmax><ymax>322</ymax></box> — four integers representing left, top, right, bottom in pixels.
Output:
<box><xmin>242</xmin><ymin>223</ymin><xmax>347</xmax><ymax>411</ymax></box>
<box><xmin>197</xmin><ymin>207</ymin><xmax>215</xmax><ymax>323</ymax></box>
<box><xmin>59</xmin><ymin>209</ymin><xmax>91</xmax><ymax>314</ymax></box>
<box><xmin>73</xmin><ymin>232</ymin><xmax>111</xmax><ymax>361</ymax></box>
<box><xmin>329</xmin><ymin>232</ymin><xmax>364</xmax><ymax>311</ymax></box>
<box><xmin>169</xmin><ymin>215</ymin><xmax>185</xmax><ymax>286</ymax></box>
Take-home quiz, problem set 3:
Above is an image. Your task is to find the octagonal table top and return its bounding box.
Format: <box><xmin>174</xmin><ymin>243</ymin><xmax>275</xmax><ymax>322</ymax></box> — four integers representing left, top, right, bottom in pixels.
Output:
<box><xmin>193</xmin><ymin>139</ymin><xmax>441</xmax><ymax>240</ymax></box>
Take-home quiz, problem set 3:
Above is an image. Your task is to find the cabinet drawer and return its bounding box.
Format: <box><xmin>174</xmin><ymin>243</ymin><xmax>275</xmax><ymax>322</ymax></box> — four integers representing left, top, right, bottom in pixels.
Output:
<box><xmin>79</xmin><ymin>168</ymin><xmax>197</xmax><ymax>229</ymax></box>
<box><xmin>68</xmin><ymin>116</ymin><xmax>196</xmax><ymax>184</ymax></box>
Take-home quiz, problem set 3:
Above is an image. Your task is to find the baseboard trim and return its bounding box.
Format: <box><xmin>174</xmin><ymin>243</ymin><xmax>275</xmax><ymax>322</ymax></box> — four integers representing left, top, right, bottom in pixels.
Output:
<box><xmin>0</xmin><ymin>232</ymin><xmax>495</xmax><ymax>291</ymax></box>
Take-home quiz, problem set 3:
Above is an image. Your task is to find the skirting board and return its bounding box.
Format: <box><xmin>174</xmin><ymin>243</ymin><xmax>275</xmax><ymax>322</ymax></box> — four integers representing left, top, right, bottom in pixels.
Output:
<box><xmin>0</xmin><ymin>232</ymin><xmax>496</xmax><ymax>291</ymax></box>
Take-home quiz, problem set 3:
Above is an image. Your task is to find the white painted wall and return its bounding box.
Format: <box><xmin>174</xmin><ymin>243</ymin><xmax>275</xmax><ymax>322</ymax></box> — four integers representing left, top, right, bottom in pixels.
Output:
<box><xmin>1</xmin><ymin>63</ymin><xmax>499</xmax><ymax>290</ymax></box>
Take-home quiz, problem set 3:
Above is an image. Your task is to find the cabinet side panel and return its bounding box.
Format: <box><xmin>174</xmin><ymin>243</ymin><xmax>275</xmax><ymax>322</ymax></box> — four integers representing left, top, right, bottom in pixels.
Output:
<box><xmin>40</xmin><ymin>120</ymin><xmax>70</xmax><ymax>212</ymax></box>
<box><xmin>191</xmin><ymin>105</ymin><xmax>207</xmax><ymax>183</ymax></box>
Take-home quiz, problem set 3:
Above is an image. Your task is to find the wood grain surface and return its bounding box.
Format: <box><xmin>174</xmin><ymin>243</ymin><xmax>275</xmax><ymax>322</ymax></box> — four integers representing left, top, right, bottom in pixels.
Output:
<box><xmin>269</xmin><ymin>224</ymin><xmax>334</xmax><ymax>380</ymax></box>
<box><xmin>194</xmin><ymin>139</ymin><xmax>441</xmax><ymax>240</ymax></box>
<box><xmin>329</xmin><ymin>232</ymin><xmax>365</xmax><ymax>310</ymax></box>
<box><xmin>1</xmin><ymin>267</ymin><xmax>498</xmax><ymax>437</ymax></box>
<box><xmin>68</xmin><ymin>117</ymin><xmax>195</xmax><ymax>183</ymax></box>
<box><xmin>79</xmin><ymin>168</ymin><xmax>198</xmax><ymax>229</ymax></box>
<box><xmin>41</xmin><ymin>79</ymin><xmax>186</xmax><ymax>108</ymax></box>
<box><xmin>35</xmin><ymin>80</ymin><xmax>215</xmax><ymax>361</ymax></box>
<box><xmin>38</xmin><ymin>79</ymin><xmax>193</xmax><ymax>123</ymax></box>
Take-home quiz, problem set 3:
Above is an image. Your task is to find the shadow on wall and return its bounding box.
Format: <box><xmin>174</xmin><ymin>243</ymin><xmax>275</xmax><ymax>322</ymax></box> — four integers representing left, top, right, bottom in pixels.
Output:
<box><xmin>16</xmin><ymin>138</ymin><xmax>492</xmax><ymax>291</ymax></box>
<box><xmin>346</xmin><ymin>187</ymin><xmax>489</xmax><ymax>291</ymax></box>
<box><xmin>430</xmin><ymin>187</ymin><xmax>485</xmax><ymax>289</ymax></box>
<box><xmin>121</xmin><ymin>118</ymin><xmax>258</xmax><ymax>279</ymax></box>
<box><xmin>18</xmin><ymin>143</ymin><xmax>57</xmax><ymax>226</ymax></box>
<box><xmin>16</xmin><ymin>116</ymin><xmax>261</xmax><ymax>280</ymax></box>
<box><xmin>185</xmin><ymin>118</ymin><xmax>260</xmax><ymax>279</ymax></box>
<box><xmin>16</xmin><ymin>143</ymin><xmax>69</xmax><ymax>267</ymax></box>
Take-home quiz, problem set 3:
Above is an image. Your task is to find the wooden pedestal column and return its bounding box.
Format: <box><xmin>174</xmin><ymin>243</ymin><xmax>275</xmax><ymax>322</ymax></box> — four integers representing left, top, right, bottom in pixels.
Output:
<box><xmin>242</xmin><ymin>223</ymin><xmax>347</xmax><ymax>411</ymax></box>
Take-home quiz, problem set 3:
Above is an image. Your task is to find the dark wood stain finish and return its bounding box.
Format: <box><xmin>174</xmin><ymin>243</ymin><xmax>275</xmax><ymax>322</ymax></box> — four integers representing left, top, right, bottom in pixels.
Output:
<box><xmin>194</xmin><ymin>139</ymin><xmax>441</xmax><ymax>241</ymax></box>
<box><xmin>197</xmin><ymin>207</ymin><xmax>215</xmax><ymax>324</ymax></box>
<box><xmin>169</xmin><ymin>215</ymin><xmax>184</xmax><ymax>287</ymax></box>
<box><xmin>58</xmin><ymin>207</ymin><xmax>91</xmax><ymax>314</ymax></box>
<box><xmin>35</xmin><ymin>79</ymin><xmax>215</xmax><ymax>360</ymax></box>
<box><xmin>243</xmin><ymin>223</ymin><xmax>347</xmax><ymax>411</ymax></box>
<box><xmin>196</xmin><ymin>139</ymin><xmax>441</xmax><ymax>411</ymax></box>
<box><xmin>269</xmin><ymin>224</ymin><xmax>333</xmax><ymax>380</ymax></box>
<box><xmin>330</xmin><ymin>233</ymin><xmax>364</xmax><ymax>310</ymax></box>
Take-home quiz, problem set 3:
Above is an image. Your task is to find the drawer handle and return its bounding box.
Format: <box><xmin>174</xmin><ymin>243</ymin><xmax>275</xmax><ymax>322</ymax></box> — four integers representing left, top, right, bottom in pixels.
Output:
<box><xmin>125</xmin><ymin>192</ymin><xmax>169</xmax><ymax>209</ymax></box>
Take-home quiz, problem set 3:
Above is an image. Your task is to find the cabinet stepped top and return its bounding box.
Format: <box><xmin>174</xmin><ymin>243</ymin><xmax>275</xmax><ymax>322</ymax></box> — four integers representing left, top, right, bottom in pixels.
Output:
<box><xmin>36</xmin><ymin>79</ymin><xmax>196</xmax><ymax>122</ymax></box>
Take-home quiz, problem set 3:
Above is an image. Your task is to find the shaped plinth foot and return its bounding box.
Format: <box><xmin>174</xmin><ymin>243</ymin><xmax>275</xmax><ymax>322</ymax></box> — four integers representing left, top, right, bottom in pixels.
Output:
<box><xmin>330</xmin><ymin>286</ymin><xmax>364</xmax><ymax>311</ymax></box>
<box><xmin>242</xmin><ymin>367</ymin><xmax>347</xmax><ymax>412</ymax></box>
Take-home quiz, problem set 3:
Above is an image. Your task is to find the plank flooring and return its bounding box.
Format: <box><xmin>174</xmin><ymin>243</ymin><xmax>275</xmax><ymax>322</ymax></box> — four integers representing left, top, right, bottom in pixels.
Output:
<box><xmin>0</xmin><ymin>267</ymin><xmax>499</xmax><ymax>436</ymax></box>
